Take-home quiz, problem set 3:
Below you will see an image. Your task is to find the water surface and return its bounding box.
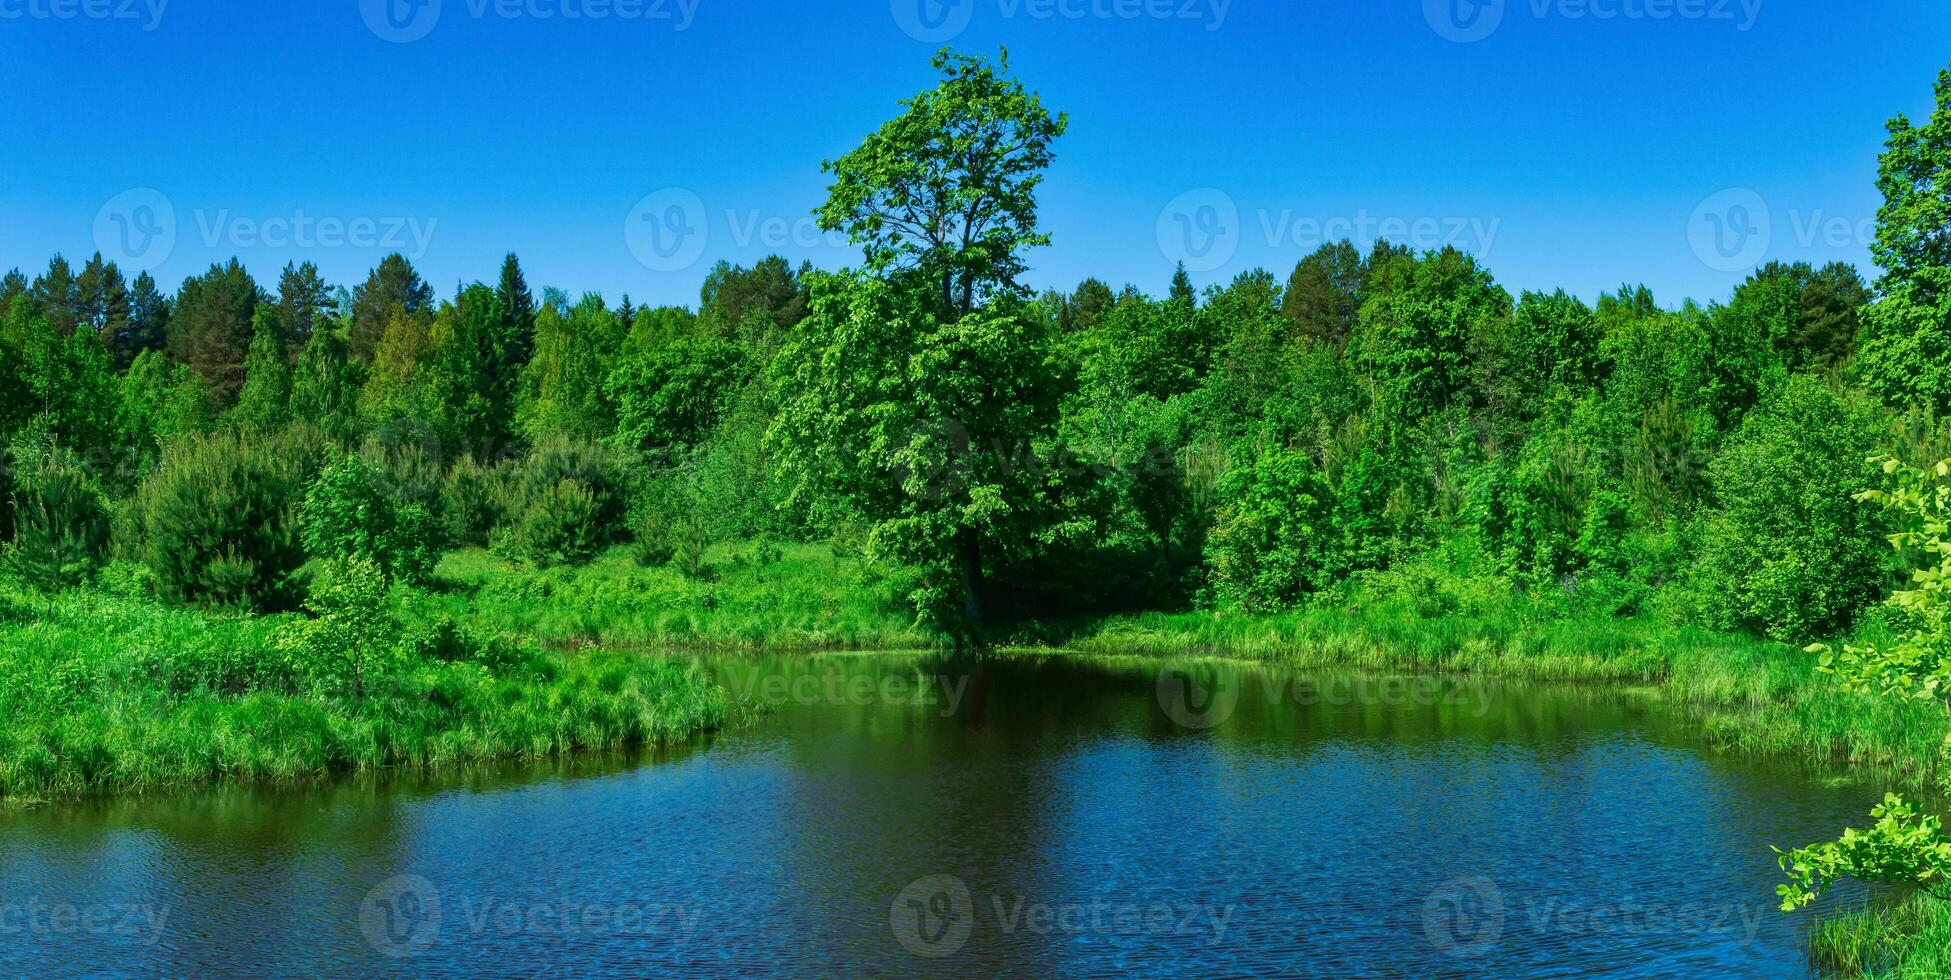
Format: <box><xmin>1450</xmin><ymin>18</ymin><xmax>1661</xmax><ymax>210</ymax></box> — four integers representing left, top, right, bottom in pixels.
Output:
<box><xmin>0</xmin><ymin>653</ymin><xmax>1878</xmax><ymax>976</ymax></box>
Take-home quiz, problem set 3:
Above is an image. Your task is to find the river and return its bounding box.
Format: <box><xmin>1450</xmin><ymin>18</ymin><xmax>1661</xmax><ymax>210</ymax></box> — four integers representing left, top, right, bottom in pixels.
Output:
<box><xmin>0</xmin><ymin>652</ymin><xmax>1879</xmax><ymax>977</ymax></box>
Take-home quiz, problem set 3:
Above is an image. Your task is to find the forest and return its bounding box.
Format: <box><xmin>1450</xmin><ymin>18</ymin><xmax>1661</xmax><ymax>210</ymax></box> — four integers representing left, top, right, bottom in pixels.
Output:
<box><xmin>4</xmin><ymin>49</ymin><xmax>1951</xmax><ymax>974</ymax></box>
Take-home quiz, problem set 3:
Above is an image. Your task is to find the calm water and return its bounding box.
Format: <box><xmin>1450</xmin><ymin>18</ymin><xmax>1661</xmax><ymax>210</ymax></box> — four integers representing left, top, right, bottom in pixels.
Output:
<box><xmin>0</xmin><ymin>653</ymin><xmax>1881</xmax><ymax>977</ymax></box>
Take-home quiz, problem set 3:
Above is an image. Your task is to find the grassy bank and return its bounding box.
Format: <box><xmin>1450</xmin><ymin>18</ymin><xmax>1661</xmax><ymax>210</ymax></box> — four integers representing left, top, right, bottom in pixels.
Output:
<box><xmin>1808</xmin><ymin>896</ymin><xmax>1951</xmax><ymax>978</ymax></box>
<box><xmin>0</xmin><ymin>576</ymin><xmax>729</xmax><ymax>802</ymax></box>
<box><xmin>1062</xmin><ymin>602</ymin><xmax>1951</xmax><ymax>790</ymax></box>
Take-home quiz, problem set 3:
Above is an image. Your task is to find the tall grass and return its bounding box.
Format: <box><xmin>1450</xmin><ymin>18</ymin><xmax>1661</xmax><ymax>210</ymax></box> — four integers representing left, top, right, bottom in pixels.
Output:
<box><xmin>1809</xmin><ymin>897</ymin><xmax>1951</xmax><ymax>978</ymax></box>
<box><xmin>0</xmin><ymin>579</ymin><xmax>727</xmax><ymax>802</ymax></box>
<box><xmin>427</xmin><ymin>543</ymin><xmax>932</xmax><ymax>651</ymax></box>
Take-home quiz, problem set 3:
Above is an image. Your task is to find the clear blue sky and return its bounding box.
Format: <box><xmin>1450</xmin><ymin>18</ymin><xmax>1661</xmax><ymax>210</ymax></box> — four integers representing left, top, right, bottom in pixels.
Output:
<box><xmin>3</xmin><ymin>0</ymin><xmax>1947</xmax><ymax>310</ymax></box>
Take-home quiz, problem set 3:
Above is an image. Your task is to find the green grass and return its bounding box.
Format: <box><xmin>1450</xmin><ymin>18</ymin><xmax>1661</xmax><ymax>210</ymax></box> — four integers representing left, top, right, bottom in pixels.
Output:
<box><xmin>0</xmin><ymin>577</ymin><xmax>729</xmax><ymax>802</ymax></box>
<box><xmin>425</xmin><ymin>543</ymin><xmax>932</xmax><ymax>651</ymax></box>
<box><xmin>1809</xmin><ymin>896</ymin><xmax>1951</xmax><ymax>978</ymax></box>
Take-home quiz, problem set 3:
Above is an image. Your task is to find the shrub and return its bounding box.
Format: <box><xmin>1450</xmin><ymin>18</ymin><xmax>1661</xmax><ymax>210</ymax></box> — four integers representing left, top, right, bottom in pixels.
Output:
<box><xmin>437</xmin><ymin>453</ymin><xmax>503</xmax><ymax>547</ymax></box>
<box><xmin>4</xmin><ymin>424</ymin><xmax>110</xmax><ymax>591</ymax></box>
<box><xmin>271</xmin><ymin>556</ymin><xmax>401</xmax><ymax>698</ymax></box>
<box><xmin>136</xmin><ymin>426</ymin><xmax>326</xmax><ymax>610</ymax></box>
<box><xmin>493</xmin><ymin>437</ymin><xmax>629</xmax><ymax>546</ymax></box>
<box><xmin>1695</xmin><ymin>376</ymin><xmax>1889</xmax><ymax>641</ymax></box>
<box><xmin>299</xmin><ymin>454</ymin><xmax>437</xmax><ymax>585</ymax></box>
<box><xmin>511</xmin><ymin>478</ymin><xmax>606</xmax><ymax>567</ymax></box>
<box><xmin>629</xmin><ymin>503</ymin><xmax>677</xmax><ymax>567</ymax></box>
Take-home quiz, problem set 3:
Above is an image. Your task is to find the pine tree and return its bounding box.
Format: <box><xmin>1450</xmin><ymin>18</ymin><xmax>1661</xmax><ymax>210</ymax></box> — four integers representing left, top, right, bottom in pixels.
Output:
<box><xmin>495</xmin><ymin>252</ymin><xmax>537</xmax><ymax>378</ymax></box>
<box><xmin>276</xmin><ymin>261</ymin><xmax>335</xmax><ymax>358</ymax></box>
<box><xmin>0</xmin><ymin>269</ymin><xmax>25</xmax><ymax>306</ymax></box>
<box><xmin>348</xmin><ymin>254</ymin><xmax>433</xmax><ymax>361</ymax></box>
<box><xmin>167</xmin><ymin>259</ymin><xmax>262</xmax><ymax>406</ymax></box>
<box><xmin>30</xmin><ymin>255</ymin><xmax>79</xmax><ymax>335</ymax></box>
<box><xmin>5</xmin><ymin>423</ymin><xmax>109</xmax><ymax>592</ymax></box>
<box><xmin>74</xmin><ymin>253</ymin><xmax>129</xmax><ymax>341</ymax></box>
<box><xmin>1169</xmin><ymin>262</ymin><xmax>1196</xmax><ymax>308</ymax></box>
<box><xmin>113</xmin><ymin>271</ymin><xmax>171</xmax><ymax>369</ymax></box>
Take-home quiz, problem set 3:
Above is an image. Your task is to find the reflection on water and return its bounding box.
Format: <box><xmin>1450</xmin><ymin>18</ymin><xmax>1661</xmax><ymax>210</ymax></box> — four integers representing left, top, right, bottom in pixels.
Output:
<box><xmin>0</xmin><ymin>653</ymin><xmax>1879</xmax><ymax>977</ymax></box>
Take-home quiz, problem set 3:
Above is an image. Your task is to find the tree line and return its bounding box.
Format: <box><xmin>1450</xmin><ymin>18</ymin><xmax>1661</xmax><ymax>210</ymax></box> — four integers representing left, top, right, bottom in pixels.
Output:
<box><xmin>3</xmin><ymin>53</ymin><xmax>1951</xmax><ymax>653</ymax></box>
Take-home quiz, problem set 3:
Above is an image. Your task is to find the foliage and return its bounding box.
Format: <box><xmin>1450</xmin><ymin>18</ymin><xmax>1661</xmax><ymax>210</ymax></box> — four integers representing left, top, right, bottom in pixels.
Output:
<box><xmin>4</xmin><ymin>422</ymin><xmax>110</xmax><ymax>591</ymax></box>
<box><xmin>771</xmin><ymin>273</ymin><xmax>1066</xmax><ymax>631</ymax></box>
<box><xmin>299</xmin><ymin>454</ymin><xmax>438</xmax><ymax>585</ymax></box>
<box><xmin>1777</xmin><ymin>794</ymin><xmax>1951</xmax><ymax>910</ymax></box>
<box><xmin>607</xmin><ymin>332</ymin><xmax>747</xmax><ymax>454</ymax></box>
<box><xmin>1807</xmin><ymin>456</ymin><xmax>1951</xmax><ymax>705</ymax></box>
<box><xmin>272</xmin><ymin>556</ymin><xmax>401</xmax><ymax>699</ymax></box>
<box><xmin>816</xmin><ymin>48</ymin><xmax>1067</xmax><ymax>321</ymax></box>
<box><xmin>1696</xmin><ymin>377</ymin><xmax>1887</xmax><ymax>642</ymax></box>
<box><xmin>436</xmin><ymin>453</ymin><xmax>503</xmax><ymax>547</ymax></box>
<box><xmin>1857</xmin><ymin>68</ymin><xmax>1951</xmax><ymax>410</ymax></box>
<box><xmin>166</xmin><ymin>259</ymin><xmax>261</xmax><ymax>406</ymax></box>
<box><xmin>1206</xmin><ymin>445</ymin><xmax>1337</xmax><ymax>612</ymax></box>
<box><xmin>136</xmin><ymin>426</ymin><xmax>327</xmax><ymax>610</ymax></box>
<box><xmin>510</xmin><ymin>478</ymin><xmax>607</xmax><ymax>567</ymax></box>
<box><xmin>226</xmin><ymin>308</ymin><xmax>293</xmax><ymax>434</ymax></box>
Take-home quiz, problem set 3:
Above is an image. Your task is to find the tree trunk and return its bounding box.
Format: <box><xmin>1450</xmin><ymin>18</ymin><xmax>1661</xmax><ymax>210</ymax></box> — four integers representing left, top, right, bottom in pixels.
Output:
<box><xmin>958</xmin><ymin>532</ymin><xmax>985</xmax><ymax>633</ymax></box>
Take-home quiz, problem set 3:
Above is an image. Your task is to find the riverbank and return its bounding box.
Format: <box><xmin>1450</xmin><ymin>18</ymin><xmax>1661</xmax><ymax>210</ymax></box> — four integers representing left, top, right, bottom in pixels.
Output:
<box><xmin>426</xmin><ymin>543</ymin><xmax>1950</xmax><ymax>786</ymax></box>
<box><xmin>0</xmin><ymin>574</ymin><xmax>729</xmax><ymax>803</ymax></box>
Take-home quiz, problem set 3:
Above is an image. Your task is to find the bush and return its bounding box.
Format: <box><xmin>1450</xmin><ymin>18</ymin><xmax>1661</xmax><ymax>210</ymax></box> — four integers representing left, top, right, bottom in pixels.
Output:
<box><xmin>4</xmin><ymin>423</ymin><xmax>110</xmax><ymax>591</ymax></box>
<box><xmin>1695</xmin><ymin>376</ymin><xmax>1889</xmax><ymax>641</ymax></box>
<box><xmin>271</xmin><ymin>556</ymin><xmax>401</xmax><ymax>698</ymax></box>
<box><xmin>629</xmin><ymin>504</ymin><xmax>677</xmax><ymax>567</ymax></box>
<box><xmin>511</xmin><ymin>478</ymin><xmax>606</xmax><ymax>567</ymax></box>
<box><xmin>136</xmin><ymin>426</ymin><xmax>327</xmax><ymax>610</ymax></box>
<box><xmin>299</xmin><ymin>454</ymin><xmax>438</xmax><ymax>585</ymax></box>
<box><xmin>437</xmin><ymin>454</ymin><xmax>503</xmax><ymax>547</ymax></box>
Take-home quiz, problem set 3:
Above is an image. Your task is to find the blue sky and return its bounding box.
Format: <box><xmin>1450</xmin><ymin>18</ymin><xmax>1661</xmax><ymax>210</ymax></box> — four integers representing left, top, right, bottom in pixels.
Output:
<box><xmin>2</xmin><ymin>0</ymin><xmax>1947</xmax><ymax>310</ymax></box>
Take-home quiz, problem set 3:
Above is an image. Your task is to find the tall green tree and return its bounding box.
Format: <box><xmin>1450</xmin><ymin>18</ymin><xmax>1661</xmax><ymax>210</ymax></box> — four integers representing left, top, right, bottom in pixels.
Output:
<box><xmin>30</xmin><ymin>255</ymin><xmax>80</xmax><ymax>336</ymax></box>
<box><xmin>348</xmin><ymin>253</ymin><xmax>433</xmax><ymax>362</ymax></box>
<box><xmin>275</xmin><ymin>261</ymin><xmax>335</xmax><ymax>356</ymax></box>
<box><xmin>495</xmin><ymin>252</ymin><xmax>537</xmax><ymax>379</ymax></box>
<box><xmin>167</xmin><ymin>259</ymin><xmax>262</xmax><ymax>406</ymax></box>
<box><xmin>1857</xmin><ymin>66</ymin><xmax>1951</xmax><ymax>408</ymax></box>
<box><xmin>772</xmin><ymin>273</ymin><xmax>1065</xmax><ymax>633</ymax></box>
<box><xmin>228</xmin><ymin>309</ymin><xmax>294</xmax><ymax>434</ymax></box>
<box><xmin>288</xmin><ymin>324</ymin><xmax>364</xmax><ymax>445</ymax></box>
<box><xmin>74</xmin><ymin>253</ymin><xmax>129</xmax><ymax>342</ymax></box>
<box><xmin>816</xmin><ymin>48</ymin><xmax>1069</xmax><ymax>323</ymax></box>
<box><xmin>111</xmin><ymin>271</ymin><xmax>170</xmax><ymax>369</ymax></box>
<box><xmin>1280</xmin><ymin>240</ymin><xmax>1364</xmax><ymax>349</ymax></box>
<box><xmin>517</xmin><ymin>293</ymin><xmax>624</xmax><ymax>442</ymax></box>
<box><xmin>699</xmin><ymin>256</ymin><xmax>810</xmax><ymax>337</ymax></box>
<box><xmin>1350</xmin><ymin>247</ymin><xmax>1511</xmax><ymax>418</ymax></box>
<box><xmin>425</xmin><ymin>283</ymin><xmax>515</xmax><ymax>451</ymax></box>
